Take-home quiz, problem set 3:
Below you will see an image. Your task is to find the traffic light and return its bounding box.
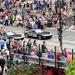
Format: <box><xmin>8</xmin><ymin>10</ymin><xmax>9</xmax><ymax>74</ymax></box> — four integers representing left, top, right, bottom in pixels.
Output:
<box><xmin>57</xmin><ymin>28</ymin><xmax>61</xmax><ymax>41</ymax></box>
<box><xmin>57</xmin><ymin>27</ymin><xmax>60</xmax><ymax>34</ymax></box>
<box><xmin>58</xmin><ymin>34</ymin><xmax>61</xmax><ymax>41</ymax></box>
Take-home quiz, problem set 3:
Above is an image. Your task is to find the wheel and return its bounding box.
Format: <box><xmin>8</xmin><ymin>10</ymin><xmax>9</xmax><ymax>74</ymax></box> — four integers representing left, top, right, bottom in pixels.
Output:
<box><xmin>25</xmin><ymin>33</ymin><xmax>29</xmax><ymax>38</ymax></box>
<box><xmin>38</xmin><ymin>36</ymin><xmax>42</xmax><ymax>40</ymax></box>
<box><xmin>49</xmin><ymin>35</ymin><xmax>52</xmax><ymax>39</ymax></box>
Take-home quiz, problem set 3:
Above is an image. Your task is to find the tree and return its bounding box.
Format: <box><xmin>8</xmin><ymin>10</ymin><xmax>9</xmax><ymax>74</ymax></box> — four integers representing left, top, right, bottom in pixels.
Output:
<box><xmin>65</xmin><ymin>60</ymin><xmax>75</xmax><ymax>75</ymax></box>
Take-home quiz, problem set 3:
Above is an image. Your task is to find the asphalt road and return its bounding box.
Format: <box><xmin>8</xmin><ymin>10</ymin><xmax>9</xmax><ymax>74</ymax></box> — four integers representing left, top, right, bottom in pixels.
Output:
<box><xmin>5</xmin><ymin>26</ymin><xmax>75</xmax><ymax>50</ymax></box>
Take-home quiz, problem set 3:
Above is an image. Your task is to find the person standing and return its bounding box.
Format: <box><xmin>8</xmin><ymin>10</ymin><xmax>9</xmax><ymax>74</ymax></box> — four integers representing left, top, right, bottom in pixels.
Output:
<box><xmin>4</xmin><ymin>14</ymin><xmax>9</xmax><ymax>26</ymax></box>
<box><xmin>0</xmin><ymin>38</ymin><xmax>4</xmax><ymax>50</ymax></box>
<box><xmin>27</xmin><ymin>38</ymin><xmax>32</xmax><ymax>49</ymax></box>
<box><xmin>41</xmin><ymin>41</ymin><xmax>47</xmax><ymax>57</ymax></box>
<box><xmin>6</xmin><ymin>39</ymin><xmax>10</xmax><ymax>51</ymax></box>
<box><xmin>0</xmin><ymin>55</ymin><xmax>5</xmax><ymax>75</ymax></box>
<box><xmin>33</xmin><ymin>40</ymin><xmax>37</xmax><ymax>46</ymax></box>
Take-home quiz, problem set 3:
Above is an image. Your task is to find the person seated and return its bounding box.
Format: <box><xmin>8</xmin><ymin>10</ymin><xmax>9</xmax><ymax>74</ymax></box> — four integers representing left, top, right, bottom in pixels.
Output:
<box><xmin>47</xmin><ymin>50</ymin><xmax>54</xmax><ymax>59</ymax></box>
<box><xmin>56</xmin><ymin>51</ymin><xmax>61</xmax><ymax>60</ymax></box>
<box><xmin>63</xmin><ymin>48</ymin><xmax>67</xmax><ymax>57</ymax></box>
<box><xmin>67</xmin><ymin>52</ymin><xmax>72</xmax><ymax>63</ymax></box>
<box><xmin>60</xmin><ymin>53</ymin><xmax>65</xmax><ymax>61</ymax></box>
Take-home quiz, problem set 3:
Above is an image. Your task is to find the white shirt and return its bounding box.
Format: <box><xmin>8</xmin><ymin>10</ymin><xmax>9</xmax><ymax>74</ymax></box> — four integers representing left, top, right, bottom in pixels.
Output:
<box><xmin>30</xmin><ymin>21</ymin><xmax>35</xmax><ymax>26</ymax></box>
<box><xmin>5</xmin><ymin>15</ymin><xmax>8</xmax><ymax>20</ymax></box>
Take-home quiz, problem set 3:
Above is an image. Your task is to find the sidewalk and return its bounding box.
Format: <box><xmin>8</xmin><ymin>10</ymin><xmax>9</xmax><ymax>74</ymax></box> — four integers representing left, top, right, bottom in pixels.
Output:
<box><xmin>65</xmin><ymin>25</ymin><xmax>75</xmax><ymax>32</ymax></box>
<box><xmin>45</xmin><ymin>25</ymin><xmax>75</xmax><ymax>32</ymax></box>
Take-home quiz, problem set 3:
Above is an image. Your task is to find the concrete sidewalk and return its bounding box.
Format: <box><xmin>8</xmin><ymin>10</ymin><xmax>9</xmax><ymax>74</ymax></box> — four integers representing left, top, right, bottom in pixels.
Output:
<box><xmin>45</xmin><ymin>25</ymin><xmax>75</xmax><ymax>32</ymax></box>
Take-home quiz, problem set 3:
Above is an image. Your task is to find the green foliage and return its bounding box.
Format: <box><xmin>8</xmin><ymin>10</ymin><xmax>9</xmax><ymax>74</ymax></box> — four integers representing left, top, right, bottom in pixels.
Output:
<box><xmin>6</xmin><ymin>64</ymin><xmax>42</xmax><ymax>75</ymax></box>
<box><xmin>25</xmin><ymin>65</ymin><xmax>42</xmax><ymax>75</ymax></box>
<box><xmin>65</xmin><ymin>60</ymin><xmax>75</xmax><ymax>75</ymax></box>
<box><xmin>7</xmin><ymin>60</ymin><xmax>13</xmax><ymax>69</ymax></box>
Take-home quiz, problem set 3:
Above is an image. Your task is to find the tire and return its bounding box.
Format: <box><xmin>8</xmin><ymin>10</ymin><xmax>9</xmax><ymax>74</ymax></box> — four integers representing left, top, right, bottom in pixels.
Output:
<box><xmin>49</xmin><ymin>35</ymin><xmax>52</xmax><ymax>39</ymax></box>
<box><xmin>25</xmin><ymin>33</ymin><xmax>29</xmax><ymax>38</ymax></box>
<box><xmin>38</xmin><ymin>36</ymin><xmax>42</xmax><ymax>40</ymax></box>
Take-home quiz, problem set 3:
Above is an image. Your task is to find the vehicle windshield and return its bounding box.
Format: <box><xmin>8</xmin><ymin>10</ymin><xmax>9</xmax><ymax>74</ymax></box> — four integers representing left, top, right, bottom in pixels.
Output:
<box><xmin>6</xmin><ymin>32</ymin><xmax>15</xmax><ymax>36</ymax></box>
<box><xmin>35</xmin><ymin>29</ymin><xmax>43</xmax><ymax>33</ymax></box>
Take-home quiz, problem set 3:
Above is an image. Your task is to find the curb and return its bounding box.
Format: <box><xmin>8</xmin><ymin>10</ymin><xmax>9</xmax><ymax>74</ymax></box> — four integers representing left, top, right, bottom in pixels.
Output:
<box><xmin>45</xmin><ymin>26</ymin><xmax>75</xmax><ymax>32</ymax></box>
<box><xmin>51</xmin><ymin>39</ymin><xmax>75</xmax><ymax>45</ymax></box>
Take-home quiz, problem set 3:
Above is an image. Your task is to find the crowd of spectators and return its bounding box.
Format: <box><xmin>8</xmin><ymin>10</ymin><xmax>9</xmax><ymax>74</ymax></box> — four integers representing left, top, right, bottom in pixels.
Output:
<box><xmin>0</xmin><ymin>37</ymin><xmax>73</xmax><ymax>75</ymax></box>
<box><xmin>0</xmin><ymin>0</ymin><xmax>74</xmax><ymax>29</ymax></box>
<box><xmin>0</xmin><ymin>0</ymin><xmax>75</xmax><ymax>74</ymax></box>
<box><xmin>0</xmin><ymin>0</ymin><xmax>74</xmax><ymax>67</ymax></box>
<box><xmin>0</xmin><ymin>37</ymin><xmax>73</xmax><ymax>64</ymax></box>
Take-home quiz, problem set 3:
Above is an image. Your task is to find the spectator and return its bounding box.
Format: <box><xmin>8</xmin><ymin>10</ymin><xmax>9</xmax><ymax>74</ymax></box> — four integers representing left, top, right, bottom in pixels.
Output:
<box><xmin>41</xmin><ymin>41</ymin><xmax>47</xmax><ymax>57</ymax></box>
<box><xmin>67</xmin><ymin>52</ymin><xmax>72</xmax><ymax>62</ymax></box>
<box><xmin>6</xmin><ymin>39</ymin><xmax>10</xmax><ymax>51</ymax></box>
<box><xmin>33</xmin><ymin>40</ymin><xmax>37</xmax><ymax>46</ymax></box>
<box><xmin>32</xmin><ymin>25</ymin><xmax>37</xmax><ymax>29</ymax></box>
<box><xmin>60</xmin><ymin>53</ymin><xmax>65</xmax><ymax>61</ymax></box>
<box><xmin>63</xmin><ymin>48</ymin><xmax>67</xmax><ymax>57</ymax></box>
<box><xmin>41</xmin><ymin>41</ymin><xmax>47</xmax><ymax>53</ymax></box>
<box><xmin>4</xmin><ymin>14</ymin><xmax>9</xmax><ymax>26</ymax></box>
<box><xmin>56</xmin><ymin>51</ymin><xmax>61</xmax><ymax>60</ymax></box>
<box><xmin>47</xmin><ymin>50</ymin><xmax>54</xmax><ymax>59</ymax></box>
<box><xmin>40</xmin><ymin>19</ymin><xmax>44</xmax><ymax>29</ymax></box>
<box><xmin>17</xmin><ymin>45</ymin><xmax>22</xmax><ymax>54</ymax></box>
<box><xmin>0</xmin><ymin>38</ymin><xmax>5</xmax><ymax>50</ymax></box>
<box><xmin>27</xmin><ymin>38</ymin><xmax>32</xmax><ymax>49</ymax></box>
<box><xmin>1</xmin><ymin>47</ymin><xmax>9</xmax><ymax>60</ymax></box>
<box><xmin>37</xmin><ymin>50</ymin><xmax>42</xmax><ymax>57</ymax></box>
<box><xmin>11</xmin><ymin>39</ymin><xmax>16</xmax><ymax>50</ymax></box>
<box><xmin>24</xmin><ymin>46</ymin><xmax>28</xmax><ymax>55</ymax></box>
<box><xmin>36</xmin><ymin>1</ymin><xmax>41</xmax><ymax>10</ymax></box>
<box><xmin>0</xmin><ymin>57</ymin><xmax>5</xmax><ymax>75</ymax></box>
<box><xmin>26</xmin><ymin>2</ymin><xmax>29</xmax><ymax>8</ymax></box>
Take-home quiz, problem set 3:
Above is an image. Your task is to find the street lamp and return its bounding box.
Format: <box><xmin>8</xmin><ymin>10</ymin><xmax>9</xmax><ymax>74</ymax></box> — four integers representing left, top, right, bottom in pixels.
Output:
<box><xmin>57</xmin><ymin>0</ymin><xmax>63</xmax><ymax>51</ymax></box>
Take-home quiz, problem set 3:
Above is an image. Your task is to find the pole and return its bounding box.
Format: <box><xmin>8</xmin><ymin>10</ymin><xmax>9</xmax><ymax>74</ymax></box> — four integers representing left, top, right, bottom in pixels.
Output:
<box><xmin>55</xmin><ymin>46</ymin><xmax>56</xmax><ymax>69</ymax></box>
<box><xmin>74</xmin><ymin>12</ymin><xmax>75</xmax><ymax>25</ymax></box>
<box><xmin>23</xmin><ymin>41</ymin><xmax>25</xmax><ymax>65</ymax></box>
<box><xmin>73</xmin><ymin>1</ymin><xmax>75</xmax><ymax>29</ymax></box>
<box><xmin>39</xmin><ymin>44</ymin><xmax>41</xmax><ymax>66</ymax></box>
<box><xmin>9</xmin><ymin>37</ymin><xmax>11</xmax><ymax>62</ymax></box>
<box><xmin>54</xmin><ymin>46</ymin><xmax>58</xmax><ymax>75</ymax></box>
<box><xmin>72</xmin><ymin>49</ymin><xmax>74</xmax><ymax>60</ymax></box>
<box><xmin>58</xmin><ymin>0</ymin><xmax>63</xmax><ymax>51</ymax></box>
<box><xmin>73</xmin><ymin>1</ymin><xmax>75</xmax><ymax>25</ymax></box>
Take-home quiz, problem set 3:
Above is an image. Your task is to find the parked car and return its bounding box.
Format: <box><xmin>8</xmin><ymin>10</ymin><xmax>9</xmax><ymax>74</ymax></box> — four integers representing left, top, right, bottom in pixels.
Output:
<box><xmin>24</xmin><ymin>29</ymin><xmax>52</xmax><ymax>40</ymax></box>
<box><xmin>0</xmin><ymin>31</ymin><xmax>24</xmax><ymax>40</ymax></box>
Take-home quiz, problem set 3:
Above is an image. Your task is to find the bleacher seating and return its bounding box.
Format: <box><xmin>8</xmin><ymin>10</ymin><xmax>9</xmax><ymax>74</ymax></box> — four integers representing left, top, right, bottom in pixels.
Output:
<box><xmin>13</xmin><ymin>53</ymin><xmax>67</xmax><ymax>69</ymax></box>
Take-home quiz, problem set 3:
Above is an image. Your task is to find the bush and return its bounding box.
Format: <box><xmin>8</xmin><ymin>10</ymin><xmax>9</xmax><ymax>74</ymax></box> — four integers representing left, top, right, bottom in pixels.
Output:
<box><xmin>6</xmin><ymin>64</ymin><xmax>42</xmax><ymax>75</ymax></box>
<box><xmin>65</xmin><ymin>60</ymin><xmax>75</xmax><ymax>75</ymax></box>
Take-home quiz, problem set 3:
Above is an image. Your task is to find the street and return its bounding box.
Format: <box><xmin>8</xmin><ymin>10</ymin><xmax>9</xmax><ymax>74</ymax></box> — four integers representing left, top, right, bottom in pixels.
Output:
<box><xmin>5</xmin><ymin>26</ymin><xmax>75</xmax><ymax>49</ymax></box>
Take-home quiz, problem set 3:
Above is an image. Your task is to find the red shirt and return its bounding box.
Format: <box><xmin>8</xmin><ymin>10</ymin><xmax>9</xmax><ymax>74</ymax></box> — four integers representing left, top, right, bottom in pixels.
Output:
<box><xmin>56</xmin><ymin>52</ymin><xmax>61</xmax><ymax>60</ymax></box>
<box><xmin>1</xmin><ymin>13</ymin><xmax>6</xmax><ymax>18</ymax></box>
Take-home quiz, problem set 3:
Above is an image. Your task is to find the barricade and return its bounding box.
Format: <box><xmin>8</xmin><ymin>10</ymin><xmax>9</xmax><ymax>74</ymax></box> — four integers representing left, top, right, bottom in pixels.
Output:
<box><xmin>12</xmin><ymin>43</ymin><xmax>69</xmax><ymax>69</ymax></box>
<box><xmin>0</xmin><ymin>39</ymin><xmax>75</xmax><ymax>70</ymax></box>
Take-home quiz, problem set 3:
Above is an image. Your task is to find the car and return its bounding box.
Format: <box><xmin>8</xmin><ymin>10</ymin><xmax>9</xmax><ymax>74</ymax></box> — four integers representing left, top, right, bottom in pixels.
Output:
<box><xmin>24</xmin><ymin>29</ymin><xmax>52</xmax><ymax>40</ymax></box>
<box><xmin>0</xmin><ymin>31</ymin><xmax>24</xmax><ymax>40</ymax></box>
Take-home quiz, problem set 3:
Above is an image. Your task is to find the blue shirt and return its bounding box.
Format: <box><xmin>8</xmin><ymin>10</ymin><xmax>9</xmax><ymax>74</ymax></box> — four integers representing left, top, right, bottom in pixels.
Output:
<box><xmin>48</xmin><ymin>53</ymin><xmax>54</xmax><ymax>59</ymax></box>
<box><xmin>6</xmin><ymin>39</ymin><xmax>9</xmax><ymax>44</ymax></box>
<box><xmin>43</xmin><ymin>1</ymin><xmax>47</xmax><ymax>5</ymax></box>
<box><xmin>0</xmin><ymin>40</ymin><xmax>4</xmax><ymax>45</ymax></box>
